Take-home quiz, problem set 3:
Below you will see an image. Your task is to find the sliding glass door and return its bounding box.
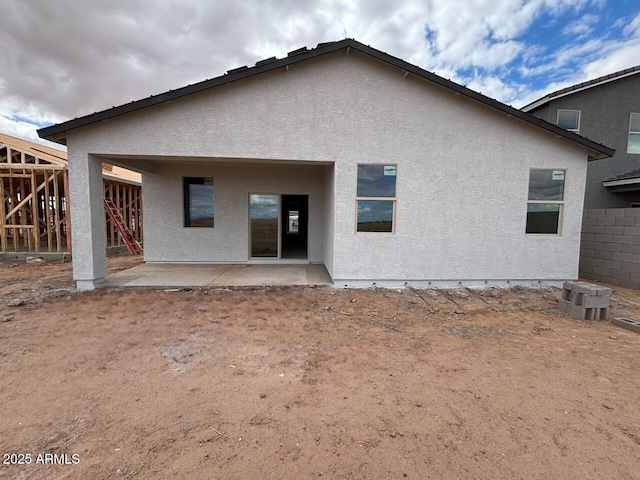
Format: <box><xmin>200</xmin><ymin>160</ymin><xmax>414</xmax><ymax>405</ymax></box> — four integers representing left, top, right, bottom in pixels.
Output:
<box><xmin>249</xmin><ymin>194</ymin><xmax>279</xmax><ymax>258</ymax></box>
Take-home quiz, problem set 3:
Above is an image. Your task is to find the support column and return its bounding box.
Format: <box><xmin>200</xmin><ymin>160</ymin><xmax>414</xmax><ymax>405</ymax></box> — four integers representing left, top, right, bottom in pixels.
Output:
<box><xmin>68</xmin><ymin>151</ymin><xmax>106</xmax><ymax>290</ymax></box>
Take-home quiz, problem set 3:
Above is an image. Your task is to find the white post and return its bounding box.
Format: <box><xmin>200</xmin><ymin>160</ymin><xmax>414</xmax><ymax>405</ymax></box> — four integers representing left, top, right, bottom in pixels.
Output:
<box><xmin>68</xmin><ymin>151</ymin><xmax>106</xmax><ymax>290</ymax></box>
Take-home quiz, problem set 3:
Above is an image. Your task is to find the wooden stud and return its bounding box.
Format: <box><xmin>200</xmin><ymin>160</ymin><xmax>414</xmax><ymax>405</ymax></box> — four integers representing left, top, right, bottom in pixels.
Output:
<box><xmin>43</xmin><ymin>169</ymin><xmax>52</xmax><ymax>252</ymax></box>
<box><xmin>53</xmin><ymin>170</ymin><xmax>62</xmax><ymax>252</ymax></box>
<box><xmin>63</xmin><ymin>170</ymin><xmax>72</xmax><ymax>253</ymax></box>
<box><xmin>0</xmin><ymin>175</ymin><xmax>6</xmax><ymax>252</ymax></box>
<box><xmin>115</xmin><ymin>183</ymin><xmax>121</xmax><ymax>246</ymax></box>
<box><xmin>30</xmin><ymin>169</ymin><xmax>40</xmax><ymax>253</ymax></box>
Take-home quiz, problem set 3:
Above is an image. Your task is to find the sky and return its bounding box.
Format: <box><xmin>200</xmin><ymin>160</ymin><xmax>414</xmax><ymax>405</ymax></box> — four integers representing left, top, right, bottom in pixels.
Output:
<box><xmin>1</xmin><ymin>0</ymin><xmax>639</xmax><ymax>149</ymax></box>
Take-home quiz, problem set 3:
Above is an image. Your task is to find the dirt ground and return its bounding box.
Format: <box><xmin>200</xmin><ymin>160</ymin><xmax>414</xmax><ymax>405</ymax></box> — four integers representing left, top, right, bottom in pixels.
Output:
<box><xmin>0</xmin><ymin>256</ymin><xmax>639</xmax><ymax>479</ymax></box>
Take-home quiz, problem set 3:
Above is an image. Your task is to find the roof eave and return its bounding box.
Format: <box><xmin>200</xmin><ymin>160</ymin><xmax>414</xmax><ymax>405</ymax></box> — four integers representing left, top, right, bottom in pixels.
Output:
<box><xmin>37</xmin><ymin>38</ymin><xmax>615</xmax><ymax>158</ymax></box>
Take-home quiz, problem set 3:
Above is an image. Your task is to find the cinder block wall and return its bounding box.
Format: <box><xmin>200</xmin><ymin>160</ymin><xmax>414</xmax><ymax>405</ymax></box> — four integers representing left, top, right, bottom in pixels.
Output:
<box><xmin>580</xmin><ymin>208</ymin><xmax>640</xmax><ymax>288</ymax></box>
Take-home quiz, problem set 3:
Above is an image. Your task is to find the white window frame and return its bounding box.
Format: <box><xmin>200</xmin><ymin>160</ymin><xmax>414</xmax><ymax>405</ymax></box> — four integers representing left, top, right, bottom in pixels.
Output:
<box><xmin>355</xmin><ymin>164</ymin><xmax>397</xmax><ymax>236</ymax></box>
<box><xmin>525</xmin><ymin>168</ymin><xmax>565</xmax><ymax>237</ymax></box>
<box><xmin>556</xmin><ymin>109</ymin><xmax>581</xmax><ymax>133</ymax></box>
<box><xmin>627</xmin><ymin>112</ymin><xmax>640</xmax><ymax>154</ymax></box>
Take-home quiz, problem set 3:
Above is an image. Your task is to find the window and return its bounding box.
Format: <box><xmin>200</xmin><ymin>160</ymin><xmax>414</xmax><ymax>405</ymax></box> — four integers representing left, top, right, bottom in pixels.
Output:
<box><xmin>526</xmin><ymin>169</ymin><xmax>565</xmax><ymax>235</ymax></box>
<box><xmin>556</xmin><ymin>110</ymin><xmax>580</xmax><ymax>133</ymax></box>
<box><xmin>356</xmin><ymin>164</ymin><xmax>397</xmax><ymax>233</ymax></box>
<box><xmin>628</xmin><ymin>113</ymin><xmax>640</xmax><ymax>154</ymax></box>
<box><xmin>184</xmin><ymin>177</ymin><xmax>214</xmax><ymax>227</ymax></box>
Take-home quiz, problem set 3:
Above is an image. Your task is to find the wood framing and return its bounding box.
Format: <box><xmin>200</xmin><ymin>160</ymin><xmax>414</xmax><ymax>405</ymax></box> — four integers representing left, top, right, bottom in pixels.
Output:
<box><xmin>0</xmin><ymin>133</ymin><xmax>143</xmax><ymax>254</ymax></box>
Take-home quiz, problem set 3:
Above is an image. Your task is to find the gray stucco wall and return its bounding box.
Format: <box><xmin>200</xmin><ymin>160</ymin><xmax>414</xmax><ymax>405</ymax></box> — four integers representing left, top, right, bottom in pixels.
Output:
<box><xmin>143</xmin><ymin>163</ymin><xmax>327</xmax><ymax>263</ymax></box>
<box><xmin>65</xmin><ymin>49</ymin><xmax>592</xmax><ymax>286</ymax></box>
<box><xmin>580</xmin><ymin>208</ymin><xmax>640</xmax><ymax>288</ymax></box>
<box><xmin>527</xmin><ymin>74</ymin><xmax>640</xmax><ymax>209</ymax></box>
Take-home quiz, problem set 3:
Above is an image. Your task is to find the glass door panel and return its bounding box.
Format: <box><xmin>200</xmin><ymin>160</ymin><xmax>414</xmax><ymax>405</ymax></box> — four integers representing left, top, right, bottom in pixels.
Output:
<box><xmin>250</xmin><ymin>194</ymin><xmax>279</xmax><ymax>258</ymax></box>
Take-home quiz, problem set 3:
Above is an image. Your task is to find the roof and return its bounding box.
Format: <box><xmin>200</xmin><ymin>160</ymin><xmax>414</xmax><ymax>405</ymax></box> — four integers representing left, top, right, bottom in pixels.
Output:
<box><xmin>38</xmin><ymin>38</ymin><xmax>614</xmax><ymax>160</ymax></box>
<box><xmin>602</xmin><ymin>168</ymin><xmax>640</xmax><ymax>187</ymax></box>
<box><xmin>0</xmin><ymin>132</ymin><xmax>67</xmax><ymax>166</ymax></box>
<box><xmin>522</xmin><ymin>65</ymin><xmax>640</xmax><ymax>112</ymax></box>
<box><xmin>0</xmin><ymin>132</ymin><xmax>141</xmax><ymax>184</ymax></box>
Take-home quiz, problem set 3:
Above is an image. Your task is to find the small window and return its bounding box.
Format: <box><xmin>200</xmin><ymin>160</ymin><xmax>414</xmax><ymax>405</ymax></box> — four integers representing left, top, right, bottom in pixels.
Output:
<box><xmin>628</xmin><ymin>113</ymin><xmax>640</xmax><ymax>154</ymax></box>
<box><xmin>356</xmin><ymin>164</ymin><xmax>397</xmax><ymax>233</ymax></box>
<box><xmin>526</xmin><ymin>169</ymin><xmax>565</xmax><ymax>235</ymax></box>
<box><xmin>557</xmin><ymin>110</ymin><xmax>580</xmax><ymax>133</ymax></box>
<box><xmin>184</xmin><ymin>177</ymin><xmax>214</xmax><ymax>227</ymax></box>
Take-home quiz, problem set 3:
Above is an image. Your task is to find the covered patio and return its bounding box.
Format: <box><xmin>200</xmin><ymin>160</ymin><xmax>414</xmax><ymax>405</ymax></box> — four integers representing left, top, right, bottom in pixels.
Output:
<box><xmin>100</xmin><ymin>263</ymin><xmax>332</xmax><ymax>288</ymax></box>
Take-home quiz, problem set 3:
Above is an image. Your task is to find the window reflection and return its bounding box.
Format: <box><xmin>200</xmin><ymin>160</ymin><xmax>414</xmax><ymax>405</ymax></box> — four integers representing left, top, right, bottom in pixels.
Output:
<box><xmin>184</xmin><ymin>178</ymin><xmax>214</xmax><ymax>227</ymax></box>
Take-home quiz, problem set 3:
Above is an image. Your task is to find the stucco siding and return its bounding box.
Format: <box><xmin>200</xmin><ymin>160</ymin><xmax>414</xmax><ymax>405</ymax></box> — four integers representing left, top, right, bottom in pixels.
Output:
<box><xmin>331</xmin><ymin>122</ymin><xmax>587</xmax><ymax>283</ymax></box>
<box><xmin>322</xmin><ymin>164</ymin><xmax>335</xmax><ymax>277</ymax></box>
<box><xmin>64</xmin><ymin>49</ymin><xmax>591</xmax><ymax>284</ymax></box>
<box><xmin>142</xmin><ymin>163</ymin><xmax>326</xmax><ymax>263</ymax></box>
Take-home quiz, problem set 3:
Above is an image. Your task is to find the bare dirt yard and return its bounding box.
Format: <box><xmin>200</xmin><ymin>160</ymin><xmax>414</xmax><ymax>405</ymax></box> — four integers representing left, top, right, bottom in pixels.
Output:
<box><xmin>1</xmin><ymin>256</ymin><xmax>639</xmax><ymax>479</ymax></box>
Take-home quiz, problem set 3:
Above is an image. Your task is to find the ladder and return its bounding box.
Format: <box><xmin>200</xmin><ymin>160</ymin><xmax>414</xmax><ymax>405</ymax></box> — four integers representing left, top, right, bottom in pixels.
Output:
<box><xmin>104</xmin><ymin>197</ymin><xmax>142</xmax><ymax>255</ymax></box>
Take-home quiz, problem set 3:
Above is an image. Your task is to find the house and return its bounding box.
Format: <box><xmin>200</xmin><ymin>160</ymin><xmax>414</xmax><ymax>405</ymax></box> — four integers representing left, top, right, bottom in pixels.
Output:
<box><xmin>0</xmin><ymin>132</ymin><xmax>143</xmax><ymax>257</ymax></box>
<box><xmin>37</xmin><ymin>39</ymin><xmax>612</xmax><ymax>290</ymax></box>
<box><xmin>523</xmin><ymin>67</ymin><xmax>640</xmax><ymax>288</ymax></box>
<box><xmin>522</xmin><ymin>66</ymin><xmax>640</xmax><ymax>209</ymax></box>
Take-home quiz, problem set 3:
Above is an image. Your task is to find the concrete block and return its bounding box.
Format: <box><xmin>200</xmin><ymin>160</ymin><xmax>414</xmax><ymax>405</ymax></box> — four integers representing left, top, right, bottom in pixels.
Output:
<box><xmin>633</xmin><ymin>235</ymin><xmax>640</xmax><ymax>245</ymax></box>
<box><xmin>625</xmin><ymin>208</ymin><xmax>640</xmax><ymax>216</ymax></box>
<box><xmin>582</xmin><ymin>217</ymin><xmax>597</xmax><ymax>226</ymax></box>
<box><xmin>580</xmin><ymin>272</ymin><xmax>598</xmax><ymax>281</ymax></box>
<box><xmin>631</xmin><ymin>272</ymin><xmax>640</xmax><ymax>281</ymax></box>
<box><xmin>581</xmin><ymin>233</ymin><xmax>597</xmax><ymax>242</ymax></box>
<box><xmin>589</xmin><ymin>209</ymin><xmax>605</xmax><ymax>218</ymax></box>
<box><xmin>593</xmin><ymin>266</ymin><xmax>611</xmax><ymax>276</ymax></box>
<box><xmin>612</xmin><ymin>252</ymin><xmax>633</xmax><ymax>262</ymax></box>
<box><xmin>585</xmin><ymin>241</ymin><xmax>604</xmax><ymax>251</ymax></box>
<box><xmin>580</xmin><ymin>256</ymin><xmax>596</xmax><ymax>268</ymax></box>
<box><xmin>603</xmin><ymin>243</ymin><xmax>622</xmax><ymax>252</ymax></box>
<box><xmin>599</xmin><ymin>276</ymin><xmax>620</xmax><ymax>287</ymax></box>
<box><xmin>579</xmin><ymin>266</ymin><xmax>593</xmax><ymax>274</ymax></box>
<box><xmin>622</xmin><ymin>244</ymin><xmax>640</xmax><ymax>254</ymax></box>
<box><xmin>558</xmin><ymin>299</ymin><xmax>570</xmax><ymax>313</ymax></box>
<box><xmin>571</xmin><ymin>282</ymin><xmax>600</xmax><ymax>295</ymax></box>
<box><xmin>595</xmin><ymin>234</ymin><xmax>614</xmax><ymax>243</ymax></box>
<box><xmin>562</xmin><ymin>281</ymin><xmax>575</xmax><ymax>291</ymax></box>
<box><xmin>622</xmin><ymin>262</ymin><xmax>640</xmax><ymax>273</ymax></box>
<box><xmin>605</xmin><ymin>226</ymin><xmax>625</xmax><ymax>235</ymax></box>
<box><xmin>623</xmin><ymin>226</ymin><xmax>640</xmax><ymax>235</ymax></box>
<box><xmin>612</xmin><ymin>317</ymin><xmax>640</xmax><ymax>333</ymax></box>
<box><xmin>591</xmin><ymin>257</ymin><xmax>603</xmax><ymax>267</ymax></box>
<box><xmin>618</xmin><ymin>279</ymin><xmax>640</xmax><ymax>290</ymax></box>
<box><xmin>633</xmin><ymin>254</ymin><xmax>640</xmax><ymax>263</ymax></box>
<box><xmin>594</xmin><ymin>285</ymin><xmax>612</xmax><ymax>296</ymax></box>
<box><xmin>602</xmin><ymin>259</ymin><xmax>621</xmax><ymax>270</ymax></box>
<box><xmin>579</xmin><ymin>295</ymin><xmax>611</xmax><ymax>308</ymax></box>
<box><xmin>591</xmin><ymin>307</ymin><xmax>610</xmax><ymax>320</ymax></box>
<box><xmin>615</xmin><ymin>216</ymin><xmax>636</xmax><ymax>226</ymax></box>
<box><xmin>559</xmin><ymin>300</ymin><xmax>609</xmax><ymax>320</ymax></box>
<box><xmin>613</xmin><ymin>234</ymin><xmax>633</xmax><ymax>244</ymax></box>
<box><xmin>587</xmin><ymin>225</ymin><xmax>605</xmax><ymax>234</ymax></box>
<box><xmin>607</xmin><ymin>269</ymin><xmax>630</xmax><ymax>281</ymax></box>
<box><xmin>580</xmin><ymin>249</ymin><xmax>595</xmax><ymax>258</ymax></box>
<box><xmin>593</xmin><ymin>250</ymin><xmax>613</xmax><ymax>260</ymax></box>
<box><xmin>606</xmin><ymin>209</ymin><xmax>626</xmax><ymax>218</ymax></box>
<box><xmin>596</xmin><ymin>217</ymin><xmax>615</xmax><ymax>226</ymax></box>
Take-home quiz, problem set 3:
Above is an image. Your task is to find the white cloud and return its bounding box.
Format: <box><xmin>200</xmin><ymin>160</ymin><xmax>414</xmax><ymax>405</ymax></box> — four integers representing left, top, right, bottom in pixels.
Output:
<box><xmin>0</xmin><ymin>0</ymin><xmax>638</xmax><ymax>140</ymax></box>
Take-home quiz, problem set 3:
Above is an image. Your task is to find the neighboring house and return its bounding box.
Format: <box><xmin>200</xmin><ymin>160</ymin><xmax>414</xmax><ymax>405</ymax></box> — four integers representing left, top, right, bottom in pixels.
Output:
<box><xmin>0</xmin><ymin>132</ymin><xmax>143</xmax><ymax>256</ymax></box>
<box><xmin>37</xmin><ymin>39</ymin><xmax>612</xmax><ymax>290</ymax></box>
<box><xmin>522</xmin><ymin>66</ymin><xmax>640</xmax><ymax>209</ymax></box>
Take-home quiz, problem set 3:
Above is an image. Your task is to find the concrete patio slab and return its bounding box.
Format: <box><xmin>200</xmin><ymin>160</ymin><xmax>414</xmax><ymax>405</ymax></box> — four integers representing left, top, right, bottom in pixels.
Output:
<box><xmin>100</xmin><ymin>263</ymin><xmax>332</xmax><ymax>288</ymax></box>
